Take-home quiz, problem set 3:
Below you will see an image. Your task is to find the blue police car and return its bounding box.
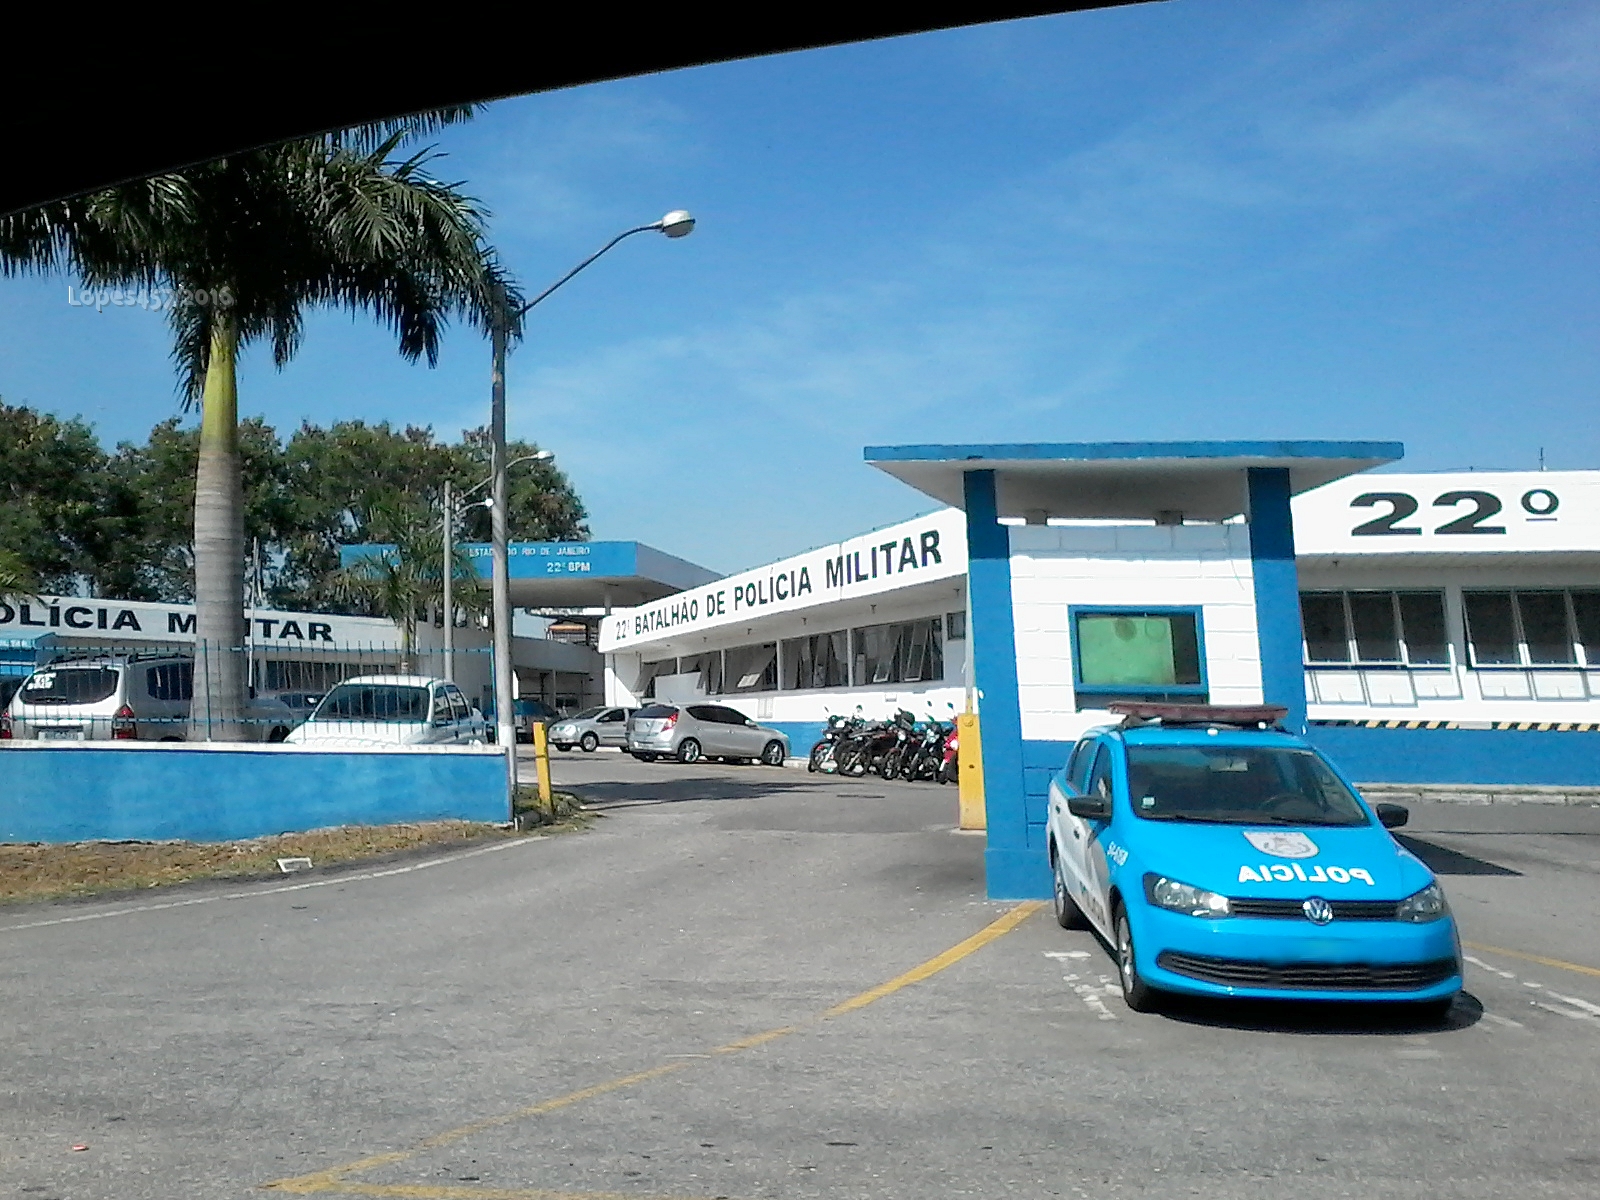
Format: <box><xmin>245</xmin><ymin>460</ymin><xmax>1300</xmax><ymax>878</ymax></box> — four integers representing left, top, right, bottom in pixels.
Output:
<box><xmin>1045</xmin><ymin>703</ymin><xmax>1461</xmax><ymax>1018</ymax></box>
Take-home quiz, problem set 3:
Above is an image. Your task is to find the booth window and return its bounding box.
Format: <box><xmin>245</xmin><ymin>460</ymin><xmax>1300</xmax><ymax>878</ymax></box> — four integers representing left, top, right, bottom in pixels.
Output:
<box><xmin>946</xmin><ymin>611</ymin><xmax>967</xmax><ymax>640</ymax></box>
<box><xmin>1071</xmin><ymin>608</ymin><xmax>1204</xmax><ymax>705</ymax></box>
<box><xmin>1299</xmin><ymin>591</ymin><xmax>1449</xmax><ymax>666</ymax></box>
<box><xmin>850</xmin><ymin>618</ymin><xmax>944</xmax><ymax>686</ymax></box>
<box><xmin>1465</xmin><ymin>589</ymin><xmax>1595</xmax><ymax>668</ymax></box>
<box><xmin>724</xmin><ymin>643</ymin><xmax>777</xmax><ymax>693</ymax></box>
<box><xmin>781</xmin><ymin>631</ymin><xmax>848</xmax><ymax>690</ymax></box>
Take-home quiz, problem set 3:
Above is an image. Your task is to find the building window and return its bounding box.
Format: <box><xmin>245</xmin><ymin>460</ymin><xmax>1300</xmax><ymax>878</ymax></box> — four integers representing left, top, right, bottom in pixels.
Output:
<box><xmin>677</xmin><ymin>652</ymin><xmax>725</xmax><ymax>695</ymax></box>
<box><xmin>1464</xmin><ymin>590</ymin><xmax>1595</xmax><ymax>668</ymax></box>
<box><xmin>946</xmin><ymin>610</ymin><xmax>967</xmax><ymax>640</ymax></box>
<box><xmin>850</xmin><ymin>618</ymin><xmax>944</xmax><ymax>686</ymax></box>
<box><xmin>1070</xmin><ymin>608</ymin><xmax>1205</xmax><ymax>704</ymax></box>
<box><xmin>723</xmin><ymin>643</ymin><xmax>777</xmax><ymax>693</ymax></box>
<box><xmin>1299</xmin><ymin>591</ymin><xmax>1450</xmax><ymax>667</ymax></box>
<box><xmin>780</xmin><ymin>631</ymin><xmax>849</xmax><ymax>690</ymax></box>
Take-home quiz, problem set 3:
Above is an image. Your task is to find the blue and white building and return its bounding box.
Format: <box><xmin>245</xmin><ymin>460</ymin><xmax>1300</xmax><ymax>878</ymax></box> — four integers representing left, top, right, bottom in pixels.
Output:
<box><xmin>601</xmin><ymin>443</ymin><xmax>1600</xmax><ymax>898</ymax></box>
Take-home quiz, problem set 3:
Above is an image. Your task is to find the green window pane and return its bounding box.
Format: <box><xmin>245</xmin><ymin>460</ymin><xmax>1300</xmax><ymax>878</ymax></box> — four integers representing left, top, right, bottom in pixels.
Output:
<box><xmin>1076</xmin><ymin>613</ymin><xmax>1200</xmax><ymax>688</ymax></box>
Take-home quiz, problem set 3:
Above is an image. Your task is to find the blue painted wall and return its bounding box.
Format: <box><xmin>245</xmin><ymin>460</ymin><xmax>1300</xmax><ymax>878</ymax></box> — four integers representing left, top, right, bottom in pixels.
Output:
<box><xmin>1247</xmin><ymin>467</ymin><xmax>1307</xmax><ymax>735</ymax></box>
<box><xmin>0</xmin><ymin>746</ymin><xmax>510</xmax><ymax>844</ymax></box>
<box><xmin>1308</xmin><ymin>725</ymin><xmax>1600</xmax><ymax>788</ymax></box>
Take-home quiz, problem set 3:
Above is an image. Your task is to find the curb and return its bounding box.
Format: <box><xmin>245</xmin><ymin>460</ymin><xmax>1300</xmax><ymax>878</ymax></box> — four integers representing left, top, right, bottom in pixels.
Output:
<box><xmin>1358</xmin><ymin>782</ymin><xmax>1600</xmax><ymax>807</ymax></box>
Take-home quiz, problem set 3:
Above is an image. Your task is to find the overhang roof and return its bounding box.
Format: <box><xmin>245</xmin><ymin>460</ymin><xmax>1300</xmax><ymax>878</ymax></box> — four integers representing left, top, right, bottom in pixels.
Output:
<box><xmin>864</xmin><ymin>440</ymin><xmax>1404</xmax><ymax>522</ymax></box>
<box><xmin>2</xmin><ymin>5</ymin><xmax>1156</xmax><ymax>216</ymax></box>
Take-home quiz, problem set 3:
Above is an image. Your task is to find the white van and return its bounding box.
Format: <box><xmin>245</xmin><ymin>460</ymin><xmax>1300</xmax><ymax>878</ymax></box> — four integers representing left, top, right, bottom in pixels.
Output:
<box><xmin>1</xmin><ymin>655</ymin><xmax>299</xmax><ymax>743</ymax></box>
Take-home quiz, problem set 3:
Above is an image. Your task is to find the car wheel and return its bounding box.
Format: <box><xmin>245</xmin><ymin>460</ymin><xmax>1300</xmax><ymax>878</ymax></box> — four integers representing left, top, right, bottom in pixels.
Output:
<box><xmin>267</xmin><ymin>726</ymin><xmax>289</xmax><ymax>743</ymax></box>
<box><xmin>762</xmin><ymin>740</ymin><xmax>786</xmax><ymax>766</ymax></box>
<box><xmin>1052</xmin><ymin>852</ymin><xmax>1088</xmax><ymax>930</ymax></box>
<box><xmin>677</xmin><ymin>739</ymin><xmax>702</xmax><ymax>764</ymax></box>
<box><xmin>580</xmin><ymin>732</ymin><xmax>599</xmax><ymax>753</ymax></box>
<box><xmin>1114</xmin><ymin>905</ymin><xmax>1158</xmax><ymax>1013</ymax></box>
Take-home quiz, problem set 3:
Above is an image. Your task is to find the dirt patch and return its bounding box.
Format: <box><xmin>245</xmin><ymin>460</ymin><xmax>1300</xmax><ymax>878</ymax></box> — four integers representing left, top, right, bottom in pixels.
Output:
<box><xmin>1</xmin><ymin>820</ymin><xmax>519</xmax><ymax>905</ymax></box>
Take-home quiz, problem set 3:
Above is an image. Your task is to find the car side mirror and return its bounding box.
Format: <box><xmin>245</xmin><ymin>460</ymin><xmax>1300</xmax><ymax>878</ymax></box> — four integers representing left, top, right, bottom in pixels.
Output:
<box><xmin>1374</xmin><ymin>802</ymin><xmax>1409</xmax><ymax>829</ymax></box>
<box><xmin>1067</xmin><ymin>794</ymin><xmax>1111</xmax><ymax>820</ymax></box>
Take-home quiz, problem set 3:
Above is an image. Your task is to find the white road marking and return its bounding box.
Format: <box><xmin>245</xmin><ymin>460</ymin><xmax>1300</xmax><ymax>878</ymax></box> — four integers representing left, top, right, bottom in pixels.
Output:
<box><xmin>1530</xmin><ymin>999</ymin><xmax>1597</xmax><ymax>1022</ymax></box>
<box><xmin>0</xmin><ymin>836</ymin><xmax>544</xmax><ymax>935</ymax></box>
<box><xmin>1545</xmin><ymin>990</ymin><xmax>1600</xmax><ymax>1018</ymax></box>
<box><xmin>1044</xmin><ymin>950</ymin><xmax>1092</xmax><ymax>960</ymax></box>
<box><xmin>1481</xmin><ymin>1012</ymin><xmax>1525</xmax><ymax>1030</ymax></box>
<box><xmin>1464</xmin><ymin>954</ymin><xmax>1517</xmax><ymax>980</ymax></box>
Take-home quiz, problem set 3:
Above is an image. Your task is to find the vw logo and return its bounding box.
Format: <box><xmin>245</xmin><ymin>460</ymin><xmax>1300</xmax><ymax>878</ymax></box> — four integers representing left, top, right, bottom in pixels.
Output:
<box><xmin>1302</xmin><ymin>897</ymin><xmax>1334</xmax><ymax>925</ymax></box>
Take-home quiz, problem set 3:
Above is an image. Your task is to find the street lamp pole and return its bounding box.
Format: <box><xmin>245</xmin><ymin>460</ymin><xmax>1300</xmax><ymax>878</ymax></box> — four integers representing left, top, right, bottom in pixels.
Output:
<box><xmin>487</xmin><ymin>211</ymin><xmax>695</xmax><ymax>792</ymax></box>
<box><xmin>442</xmin><ymin>479</ymin><xmax>454</xmax><ymax>681</ymax></box>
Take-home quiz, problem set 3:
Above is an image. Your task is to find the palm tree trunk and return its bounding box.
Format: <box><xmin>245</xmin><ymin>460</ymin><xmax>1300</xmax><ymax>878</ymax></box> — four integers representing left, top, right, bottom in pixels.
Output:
<box><xmin>190</xmin><ymin>319</ymin><xmax>248</xmax><ymax>741</ymax></box>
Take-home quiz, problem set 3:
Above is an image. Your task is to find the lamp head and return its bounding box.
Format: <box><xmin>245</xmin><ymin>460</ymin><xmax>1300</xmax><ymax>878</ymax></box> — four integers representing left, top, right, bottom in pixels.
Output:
<box><xmin>658</xmin><ymin>210</ymin><xmax>695</xmax><ymax>238</ymax></box>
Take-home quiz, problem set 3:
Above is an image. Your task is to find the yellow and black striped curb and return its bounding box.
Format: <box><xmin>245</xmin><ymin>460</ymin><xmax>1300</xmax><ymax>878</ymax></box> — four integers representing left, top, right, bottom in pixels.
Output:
<box><xmin>1313</xmin><ymin>719</ymin><xmax>1600</xmax><ymax>732</ymax></box>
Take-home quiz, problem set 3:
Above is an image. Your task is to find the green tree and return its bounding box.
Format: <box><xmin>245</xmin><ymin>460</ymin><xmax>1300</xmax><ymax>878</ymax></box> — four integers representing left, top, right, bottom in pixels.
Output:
<box><xmin>0</xmin><ymin>547</ymin><xmax>39</xmax><ymax>597</ymax></box>
<box><xmin>0</xmin><ymin>114</ymin><xmax>518</xmax><ymax>738</ymax></box>
<box><xmin>0</xmin><ymin>401</ymin><xmax>110</xmax><ymax>593</ymax></box>
<box><xmin>331</xmin><ymin>504</ymin><xmax>484</xmax><ymax>672</ymax></box>
<box><xmin>273</xmin><ymin>419</ymin><xmax>586</xmax><ymax>613</ymax></box>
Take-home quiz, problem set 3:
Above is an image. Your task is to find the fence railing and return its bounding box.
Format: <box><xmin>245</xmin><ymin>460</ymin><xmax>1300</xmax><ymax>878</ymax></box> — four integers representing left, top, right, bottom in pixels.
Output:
<box><xmin>0</xmin><ymin>642</ymin><xmax>533</xmax><ymax>744</ymax></box>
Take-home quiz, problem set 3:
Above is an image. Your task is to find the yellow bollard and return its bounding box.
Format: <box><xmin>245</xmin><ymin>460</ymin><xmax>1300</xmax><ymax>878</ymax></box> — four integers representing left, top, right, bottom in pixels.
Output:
<box><xmin>532</xmin><ymin>719</ymin><xmax>554</xmax><ymax>815</ymax></box>
<box><xmin>956</xmin><ymin>711</ymin><xmax>986</xmax><ymax>831</ymax></box>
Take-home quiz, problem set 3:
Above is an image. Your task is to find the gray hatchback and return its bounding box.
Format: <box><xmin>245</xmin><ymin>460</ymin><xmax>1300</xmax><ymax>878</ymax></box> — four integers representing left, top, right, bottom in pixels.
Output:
<box><xmin>627</xmin><ymin>702</ymin><xmax>790</xmax><ymax>766</ymax></box>
<box><xmin>548</xmin><ymin>705</ymin><xmax>636</xmax><ymax>752</ymax></box>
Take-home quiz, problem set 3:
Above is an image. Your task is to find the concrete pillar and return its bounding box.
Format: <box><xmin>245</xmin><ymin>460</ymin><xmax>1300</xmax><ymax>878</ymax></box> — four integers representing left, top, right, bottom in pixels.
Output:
<box><xmin>963</xmin><ymin>469</ymin><xmax>1041</xmax><ymax>899</ymax></box>
<box><xmin>1247</xmin><ymin>467</ymin><xmax>1308</xmax><ymax>734</ymax></box>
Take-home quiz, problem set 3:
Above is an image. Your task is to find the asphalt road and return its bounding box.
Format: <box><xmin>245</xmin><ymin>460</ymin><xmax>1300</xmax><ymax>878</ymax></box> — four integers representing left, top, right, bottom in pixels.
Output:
<box><xmin>3</xmin><ymin>752</ymin><xmax>1600</xmax><ymax>1200</ymax></box>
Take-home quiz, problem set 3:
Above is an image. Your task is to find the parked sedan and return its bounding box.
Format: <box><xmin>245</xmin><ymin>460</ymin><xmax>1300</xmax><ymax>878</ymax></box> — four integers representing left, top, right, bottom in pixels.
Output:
<box><xmin>626</xmin><ymin>702</ymin><xmax>789</xmax><ymax>766</ymax></box>
<box><xmin>284</xmin><ymin>675</ymin><xmax>487</xmax><ymax>747</ymax></box>
<box><xmin>549</xmin><ymin>706</ymin><xmax>636</xmax><ymax>752</ymax></box>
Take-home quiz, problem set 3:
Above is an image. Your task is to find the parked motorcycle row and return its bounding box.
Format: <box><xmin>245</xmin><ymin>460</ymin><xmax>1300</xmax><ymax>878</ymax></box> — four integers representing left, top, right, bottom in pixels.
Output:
<box><xmin>807</xmin><ymin>706</ymin><xmax>959</xmax><ymax>783</ymax></box>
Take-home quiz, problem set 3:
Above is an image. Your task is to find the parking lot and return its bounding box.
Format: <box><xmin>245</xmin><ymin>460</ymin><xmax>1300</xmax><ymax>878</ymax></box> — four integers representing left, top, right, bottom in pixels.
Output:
<box><xmin>4</xmin><ymin>753</ymin><xmax>1600</xmax><ymax>1199</ymax></box>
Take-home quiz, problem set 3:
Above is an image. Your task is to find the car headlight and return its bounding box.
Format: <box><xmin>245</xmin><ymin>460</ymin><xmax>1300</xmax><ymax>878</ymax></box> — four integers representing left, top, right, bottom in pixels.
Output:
<box><xmin>1144</xmin><ymin>873</ymin><xmax>1232</xmax><ymax>918</ymax></box>
<box><xmin>1396</xmin><ymin>882</ymin><xmax>1449</xmax><ymax>923</ymax></box>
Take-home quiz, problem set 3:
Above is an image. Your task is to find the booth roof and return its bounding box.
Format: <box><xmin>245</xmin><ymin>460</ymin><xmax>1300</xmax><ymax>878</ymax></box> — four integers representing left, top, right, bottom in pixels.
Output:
<box><xmin>863</xmin><ymin>440</ymin><xmax>1403</xmax><ymax>522</ymax></box>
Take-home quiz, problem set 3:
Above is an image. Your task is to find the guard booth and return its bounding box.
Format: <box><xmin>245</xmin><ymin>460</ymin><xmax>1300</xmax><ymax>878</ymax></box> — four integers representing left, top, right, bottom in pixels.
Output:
<box><xmin>865</xmin><ymin>440</ymin><xmax>1403</xmax><ymax>899</ymax></box>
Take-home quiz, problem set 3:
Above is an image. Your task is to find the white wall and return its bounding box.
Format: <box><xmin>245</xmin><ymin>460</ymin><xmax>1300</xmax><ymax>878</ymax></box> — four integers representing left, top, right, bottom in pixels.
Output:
<box><xmin>1008</xmin><ymin>523</ymin><xmax>1262</xmax><ymax>743</ymax></box>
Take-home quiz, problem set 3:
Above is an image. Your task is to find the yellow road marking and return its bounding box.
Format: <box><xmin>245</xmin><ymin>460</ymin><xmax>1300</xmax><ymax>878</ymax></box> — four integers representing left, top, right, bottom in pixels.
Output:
<box><xmin>1464</xmin><ymin>940</ymin><xmax>1600</xmax><ymax>981</ymax></box>
<box><xmin>317</xmin><ymin>1185</ymin><xmax>713</xmax><ymax>1200</ymax></box>
<box><xmin>265</xmin><ymin>902</ymin><xmax>1042</xmax><ymax>1195</ymax></box>
<box><xmin>821</xmin><ymin>901</ymin><xmax>1042</xmax><ymax>1017</ymax></box>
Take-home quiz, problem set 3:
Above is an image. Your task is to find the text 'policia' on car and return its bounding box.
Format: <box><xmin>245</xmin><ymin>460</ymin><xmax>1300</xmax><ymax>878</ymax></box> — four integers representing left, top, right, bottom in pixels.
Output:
<box><xmin>1046</xmin><ymin>702</ymin><xmax>1460</xmax><ymax>1018</ymax></box>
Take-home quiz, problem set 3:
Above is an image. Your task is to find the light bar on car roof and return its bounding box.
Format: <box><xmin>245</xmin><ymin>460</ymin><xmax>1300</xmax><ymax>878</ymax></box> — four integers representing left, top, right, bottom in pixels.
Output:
<box><xmin>1107</xmin><ymin>702</ymin><xmax>1288</xmax><ymax>729</ymax></box>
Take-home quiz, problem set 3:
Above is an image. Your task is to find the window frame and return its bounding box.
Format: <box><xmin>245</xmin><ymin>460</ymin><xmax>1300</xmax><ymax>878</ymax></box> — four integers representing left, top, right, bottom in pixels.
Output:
<box><xmin>1463</xmin><ymin>588</ymin><xmax>1585</xmax><ymax>670</ymax></box>
<box><xmin>1299</xmin><ymin>589</ymin><xmax>1453</xmax><ymax>670</ymax></box>
<box><xmin>1067</xmin><ymin>605</ymin><xmax>1208</xmax><ymax>701</ymax></box>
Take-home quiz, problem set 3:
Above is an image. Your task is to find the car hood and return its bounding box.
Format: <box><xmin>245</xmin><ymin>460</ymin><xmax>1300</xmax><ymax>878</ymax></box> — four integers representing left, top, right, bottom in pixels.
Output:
<box><xmin>1121</xmin><ymin>820</ymin><xmax>1433</xmax><ymax>900</ymax></box>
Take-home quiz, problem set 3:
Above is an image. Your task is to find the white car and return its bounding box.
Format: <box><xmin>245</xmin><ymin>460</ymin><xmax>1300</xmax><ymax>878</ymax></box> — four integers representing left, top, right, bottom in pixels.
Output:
<box><xmin>284</xmin><ymin>675</ymin><xmax>488</xmax><ymax>747</ymax></box>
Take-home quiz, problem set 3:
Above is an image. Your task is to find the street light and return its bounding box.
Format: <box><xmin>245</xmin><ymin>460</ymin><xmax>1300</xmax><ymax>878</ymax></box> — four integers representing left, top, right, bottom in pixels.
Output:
<box><xmin>441</xmin><ymin>451</ymin><xmax>554</xmax><ymax>682</ymax></box>
<box><xmin>487</xmin><ymin>211</ymin><xmax>694</xmax><ymax>776</ymax></box>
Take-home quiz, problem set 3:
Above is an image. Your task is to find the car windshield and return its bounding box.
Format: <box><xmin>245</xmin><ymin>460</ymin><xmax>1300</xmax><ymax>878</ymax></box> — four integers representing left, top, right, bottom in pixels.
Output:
<box><xmin>312</xmin><ymin>683</ymin><xmax>429</xmax><ymax>723</ymax></box>
<box><xmin>20</xmin><ymin>667</ymin><xmax>119</xmax><ymax>705</ymax></box>
<box><xmin>570</xmin><ymin>707</ymin><xmax>606</xmax><ymax>721</ymax></box>
<box><xmin>1125</xmin><ymin>745</ymin><xmax>1370</xmax><ymax>826</ymax></box>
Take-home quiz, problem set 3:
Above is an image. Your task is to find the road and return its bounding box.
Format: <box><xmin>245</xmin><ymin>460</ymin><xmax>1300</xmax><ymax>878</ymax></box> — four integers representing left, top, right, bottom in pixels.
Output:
<box><xmin>2</xmin><ymin>752</ymin><xmax>1599</xmax><ymax>1199</ymax></box>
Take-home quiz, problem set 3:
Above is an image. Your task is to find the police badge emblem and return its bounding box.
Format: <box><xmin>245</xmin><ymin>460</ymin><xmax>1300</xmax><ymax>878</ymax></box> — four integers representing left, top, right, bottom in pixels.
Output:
<box><xmin>1243</xmin><ymin>830</ymin><xmax>1320</xmax><ymax>859</ymax></box>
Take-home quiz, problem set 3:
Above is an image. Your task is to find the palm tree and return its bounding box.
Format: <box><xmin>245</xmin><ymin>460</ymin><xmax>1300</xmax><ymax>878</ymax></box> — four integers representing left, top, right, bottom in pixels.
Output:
<box><xmin>0</xmin><ymin>114</ymin><xmax>520</xmax><ymax>738</ymax></box>
<box><xmin>332</xmin><ymin>503</ymin><xmax>484</xmax><ymax>673</ymax></box>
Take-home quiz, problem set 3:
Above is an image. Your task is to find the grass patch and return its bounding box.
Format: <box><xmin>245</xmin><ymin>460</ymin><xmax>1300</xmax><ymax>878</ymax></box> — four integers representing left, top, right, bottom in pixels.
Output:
<box><xmin>0</xmin><ymin>820</ymin><xmax>520</xmax><ymax>906</ymax></box>
<box><xmin>513</xmin><ymin>788</ymin><xmax>588</xmax><ymax>830</ymax></box>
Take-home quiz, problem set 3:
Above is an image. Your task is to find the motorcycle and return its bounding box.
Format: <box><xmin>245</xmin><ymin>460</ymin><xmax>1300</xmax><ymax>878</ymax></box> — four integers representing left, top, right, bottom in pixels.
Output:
<box><xmin>940</xmin><ymin>721</ymin><xmax>960</xmax><ymax>784</ymax></box>
<box><xmin>808</xmin><ymin>710</ymin><xmax>859</xmax><ymax>773</ymax></box>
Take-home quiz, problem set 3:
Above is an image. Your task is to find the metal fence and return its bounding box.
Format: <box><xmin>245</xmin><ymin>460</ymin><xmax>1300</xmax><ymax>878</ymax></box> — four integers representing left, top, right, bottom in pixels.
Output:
<box><xmin>0</xmin><ymin>641</ymin><xmax>520</xmax><ymax>743</ymax></box>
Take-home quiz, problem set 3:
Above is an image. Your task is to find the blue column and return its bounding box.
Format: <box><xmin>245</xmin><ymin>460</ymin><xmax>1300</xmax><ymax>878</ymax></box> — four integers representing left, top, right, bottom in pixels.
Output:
<box><xmin>963</xmin><ymin>470</ymin><xmax>1043</xmax><ymax>899</ymax></box>
<box><xmin>1247</xmin><ymin>467</ymin><xmax>1307</xmax><ymax>734</ymax></box>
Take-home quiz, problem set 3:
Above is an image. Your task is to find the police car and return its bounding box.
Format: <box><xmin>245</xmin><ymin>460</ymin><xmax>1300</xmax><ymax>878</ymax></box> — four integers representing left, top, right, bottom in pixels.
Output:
<box><xmin>1046</xmin><ymin>703</ymin><xmax>1461</xmax><ymax>1018</ymax></box>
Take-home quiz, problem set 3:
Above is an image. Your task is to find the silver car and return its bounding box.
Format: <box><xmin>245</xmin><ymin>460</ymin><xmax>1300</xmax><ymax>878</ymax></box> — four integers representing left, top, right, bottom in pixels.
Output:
<box><xmin>548</xmin><ymin>705</ymin><xmax>636</xmax><ymax>753</ymax></box>
<box><xmin>626</xmin><ymin>702</ymin><xmax>790</xmax><ymax>766</ymax></box>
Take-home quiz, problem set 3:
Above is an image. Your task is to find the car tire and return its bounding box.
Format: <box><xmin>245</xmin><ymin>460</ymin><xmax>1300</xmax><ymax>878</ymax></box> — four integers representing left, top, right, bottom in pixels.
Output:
<box><xmin>1115</xmin><ymin>904</ymin><xmax>1159</xmax><ymax>1013</ymax></box>
<box><xmin>580</xmin><ymin>732</ymin><xmax>599</xmax><ymax>753</ymax></box>
<box><xmin>1052</xmin><ymin>852</ymin><xmax>1089</xmax><ymax>930</ymax></box>
<box><xmin>762</xmin><ymin>740</ymin><xmax>786</xmax><ymax>766</ymax></box>
<box><xmin>677</xmin><ymin>739</ymin><xmax>702</xmax><ymax>765</ymax></box>
<box><xmin>267</xmin><ymin>726</ymin><xmax>289</xmax><ymax>743</ymax></box>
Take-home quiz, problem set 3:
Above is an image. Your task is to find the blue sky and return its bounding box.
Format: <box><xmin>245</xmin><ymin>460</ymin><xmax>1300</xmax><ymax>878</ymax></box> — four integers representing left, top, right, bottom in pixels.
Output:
<box><xmin>2</xmin><ymin>0</ymin><xmax>1597</xmax><ymax>575</ymax></box>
